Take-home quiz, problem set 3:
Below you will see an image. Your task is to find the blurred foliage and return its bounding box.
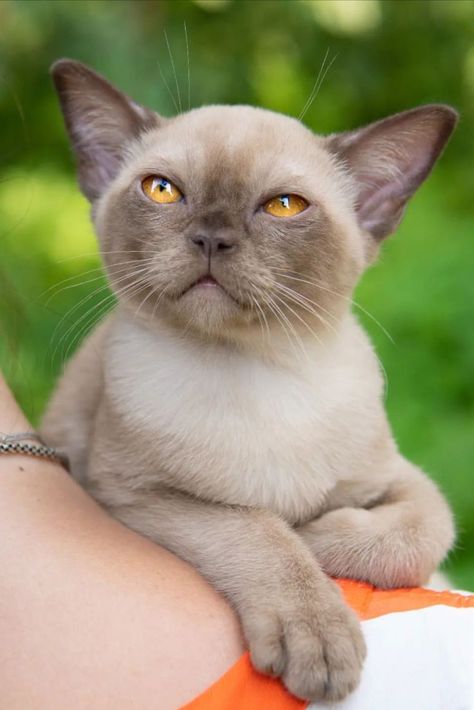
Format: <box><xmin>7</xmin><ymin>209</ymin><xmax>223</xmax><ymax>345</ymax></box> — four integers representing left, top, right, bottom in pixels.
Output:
<box><xmin>0</xmin><ymin>0</ymin><xmax>473</xmax><ymax>587</ymax></box>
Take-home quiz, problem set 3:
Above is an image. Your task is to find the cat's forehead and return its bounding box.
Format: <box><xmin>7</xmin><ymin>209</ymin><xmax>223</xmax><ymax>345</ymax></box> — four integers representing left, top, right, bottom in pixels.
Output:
<box><xmin>135</xmin><ymin>105</ymin><xmax>337</xmax><ymax>190</ymax></box>
<box><xmin>169</xmin><ymin>104</ymin><xmax>314</xmax><ymax>147</ymax></box>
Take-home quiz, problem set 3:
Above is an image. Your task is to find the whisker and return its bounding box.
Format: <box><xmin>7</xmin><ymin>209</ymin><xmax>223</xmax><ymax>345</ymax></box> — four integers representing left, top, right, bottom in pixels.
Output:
<box><xmin>299</xmin><ymin>49</ymin><xmax>337</xmax><ymax>122</ymax></box>
<box><xmin>271</xmin><ymin>270</ymin><xmax>390</xmax><ymax>394</ymax></box>
<box><xmin>164</xmin><ymin>29</ymin><xmax>182</xmax><ymax>113</ymax></box>
<box><xmin>157</xmin><ymin>57</ymin><xmax>179</xmax><ymax>114</ymax></box>
<box><xmin>274</xmin><ymin>291</ymin><xmax>330</xmax><ymax>338</ymax></box>
<box><xmin>273</xmin><ymin>282</ymin><xmax>340</xmax><ymax>337</ymax></box>
<box><xmin>260</xmin><ymin>295</ymin><xmax>293</xmax><ymax>352</ymax></box>
<box><xmin>272</xmin><ymin>290</ymin><xmax>323</xmax><ymax>351</ymax></box>
<box><xmin>260</xmin><ymin>292</ymin><xmax>308</xmax><ymax>362</ymax></box>
<box><xmin>50</xmin><ymin>265</ymin><xmax>148</xmax><ymax>334</ymax></box>
<box><xmin>252</xmin><ymin>294</ymin><xmax>271</xmax><ymax>341</ymax></box>
<box><xmin>50</xmin><ymin>284</ymin><xmax>109</xmax><ymax>352</ymax></box>
<box><xmin>151</xmin><ymin>284</ymin><xmax>170</xmax><ymax>320</ymax></box>
<box><xmin>50</xmin><ymin>265</ymin><xmax>152</xmax><ymax>357</ymax></box>
<box><xmin>298</xmin><ymin>47</ymin><xmax>329</xmax><ymax>121</ymax></box>
<box><xmin>40</xmin><ymin>267</ymin><xmax>107</xmax><ymax>301</ymax></box>
<box><xmin>53</xmin><ymin>292</ymin><xmax>110</xmax><ymax>365</ymax></box>
<box><xmin>41</xmin><ymin>258</ymin><xmax>156</xmax><ymax>304</ymax></box>
<box><xmin>56</xmin><ymin>249</ymin><xmax>156</xmax><ymax>263</ymax></box>
<box><xmin>184</xmin><ymin>21</ymin><xmax>191</xmax><ymax>111</ymax></box>
<box><xmin>61</xmin><ymin>296</ymin><xmax>115</xmax><ymax>365</ymax></box>
<box><xmin>272</xmin><ymin>269</ymin><xmax>395</xmax><ymax>344</ymax></box>
<box><xmin>134</xmin><ymin>281</ymin><xmax>163</xmax><ymax>320</ymax></box>
<box><xmin>249</xmin><ymin>296</ymin><xmax>264</xmax><ymax>340</ymax></box>
<box><xmin>245</xmin><ymin>291</ymin><xmax>266</xmax><ymax>342</ymax></box>
<box><xmin>68</xmin><ymin>275</ymin><xmax>150</xmax><ymax>355</ymax></box>
<box><xmin>57</xmin><ymin>275</ymin><xmax>151</xmax><ymax>364</ymax></box>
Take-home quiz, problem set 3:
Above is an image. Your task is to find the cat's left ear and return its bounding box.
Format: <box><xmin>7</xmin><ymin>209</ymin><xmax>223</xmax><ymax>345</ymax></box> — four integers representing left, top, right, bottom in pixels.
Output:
<box><xmin>51</xmin><ymin>59</ymin><xmax>161</xmax><ymax>202</ymax></box>
<box><xmin>326</xmin><ymin>104</ymin><xmax>458</xmax><ymax>240</ymax></box>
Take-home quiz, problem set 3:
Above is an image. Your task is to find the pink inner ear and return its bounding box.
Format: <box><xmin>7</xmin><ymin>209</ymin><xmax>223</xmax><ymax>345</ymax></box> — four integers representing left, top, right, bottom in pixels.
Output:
<box><xmin>328</xmin><ymin>105</ymin><xmax>458</xmax><ymax>240</ymax></box>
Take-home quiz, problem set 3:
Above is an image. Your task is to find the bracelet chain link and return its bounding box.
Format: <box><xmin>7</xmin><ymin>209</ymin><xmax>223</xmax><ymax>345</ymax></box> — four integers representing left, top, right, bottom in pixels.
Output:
<box><xmin>0</xmin><ymin>432</ymin><xmax>69</xmax><ymax>468</ymax></box>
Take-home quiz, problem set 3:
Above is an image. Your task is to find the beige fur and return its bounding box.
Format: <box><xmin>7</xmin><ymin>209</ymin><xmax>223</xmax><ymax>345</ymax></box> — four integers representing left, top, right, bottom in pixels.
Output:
<box><xmin>41</xmin><ymin>59</ymin><xmax>457</xmax><ymax>702</ymax></box>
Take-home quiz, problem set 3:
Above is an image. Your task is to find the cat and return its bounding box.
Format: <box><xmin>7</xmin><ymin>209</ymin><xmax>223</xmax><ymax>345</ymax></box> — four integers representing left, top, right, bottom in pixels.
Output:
<box><xmin>41</xmin><ymin>58</ymin><xmax>457</xmax><ymax>702</ymax></box>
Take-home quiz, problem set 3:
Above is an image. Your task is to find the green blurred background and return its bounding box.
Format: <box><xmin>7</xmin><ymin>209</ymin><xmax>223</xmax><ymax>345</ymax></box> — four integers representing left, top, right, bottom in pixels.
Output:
<box><xmin>0</xmin><ymin>0</ymin><xmax>473</xmax><ymax>587</ymax></box>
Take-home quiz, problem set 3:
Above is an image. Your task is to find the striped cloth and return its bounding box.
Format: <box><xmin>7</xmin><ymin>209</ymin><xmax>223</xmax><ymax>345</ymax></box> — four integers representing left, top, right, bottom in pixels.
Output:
<box><xmin>182</xmin><ymin>580</ymin><xmax>474</xmax><ymax>710</ymax></box>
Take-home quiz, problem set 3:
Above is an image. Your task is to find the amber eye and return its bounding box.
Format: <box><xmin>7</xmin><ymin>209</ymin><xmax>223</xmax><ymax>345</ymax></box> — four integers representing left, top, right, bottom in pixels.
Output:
<box><xmin>142</xmin><ymin>175</ymin><xmax>183</xmax><ymax>204</ymax></box>
<box><xmin>263</xmin><ymin>194</ymin><xmax>308</xmax><ymax>217</ymax></box>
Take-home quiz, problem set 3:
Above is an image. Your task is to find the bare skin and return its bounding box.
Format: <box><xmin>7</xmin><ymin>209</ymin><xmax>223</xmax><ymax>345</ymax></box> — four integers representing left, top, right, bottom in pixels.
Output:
<box><xmin>0</xmin><ymin>374</ymin><xmax>244</xmax><ymax>710</ymax></box>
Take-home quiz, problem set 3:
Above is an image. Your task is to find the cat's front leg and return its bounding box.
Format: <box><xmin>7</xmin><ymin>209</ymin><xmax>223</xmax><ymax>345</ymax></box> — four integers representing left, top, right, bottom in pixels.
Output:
<box><xmin>297</xmin><ymin>456</ymin><xmax>455</xmax><ymax>589</ymax></box>
<box><xmin>105</xmin><ymin>488</ymin><xmax>366</xmax><ymax>702</ymax></box>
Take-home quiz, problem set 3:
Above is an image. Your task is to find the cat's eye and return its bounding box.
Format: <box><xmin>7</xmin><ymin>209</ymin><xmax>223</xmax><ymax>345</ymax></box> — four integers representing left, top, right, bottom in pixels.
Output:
<box><xmin>263</xmin><ymin>194</ymin><xmax>308</xmax><ymax>218</ymax></box>
<box><xmin>142</xmin><ymin>175</ymin><xmax>183</xmax><ymax>204</ymax></box>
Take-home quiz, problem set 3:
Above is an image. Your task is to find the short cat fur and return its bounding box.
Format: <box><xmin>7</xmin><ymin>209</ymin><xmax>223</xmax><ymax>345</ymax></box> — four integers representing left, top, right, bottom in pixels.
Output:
<box><xmin>42</xmin><ymin>59</ymin><xmax>457</xmax><ymax>702</ymax></box>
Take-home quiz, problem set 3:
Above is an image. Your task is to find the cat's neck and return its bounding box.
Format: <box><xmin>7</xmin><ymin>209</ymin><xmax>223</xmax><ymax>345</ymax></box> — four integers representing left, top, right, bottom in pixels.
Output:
<box><xmin>115</xmin><ymin>303</ymin><xmax>353</xmax><ymax>371</ymax></box>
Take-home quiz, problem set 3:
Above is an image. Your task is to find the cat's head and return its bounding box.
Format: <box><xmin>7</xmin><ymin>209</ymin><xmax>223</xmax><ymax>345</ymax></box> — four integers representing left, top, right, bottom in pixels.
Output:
<box><xmin>51</xmin><ymin>59</ymin><xmax>457</xmax><ymax>344</ymax></box>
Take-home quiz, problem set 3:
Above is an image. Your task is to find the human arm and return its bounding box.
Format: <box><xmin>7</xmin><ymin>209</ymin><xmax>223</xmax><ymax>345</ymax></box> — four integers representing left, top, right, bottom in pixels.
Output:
<box><xmin>0</xmin><ymin>374</ymin><xmax>244</xmax><ymax>710</ymax></box>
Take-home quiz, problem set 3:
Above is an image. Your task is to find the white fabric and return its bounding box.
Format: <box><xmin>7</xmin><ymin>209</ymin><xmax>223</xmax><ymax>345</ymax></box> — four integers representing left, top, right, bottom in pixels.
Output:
<box><xmin>312</xmin><ymin>605</ymin><xmax>474</xmax><ymax>710</ymax></box>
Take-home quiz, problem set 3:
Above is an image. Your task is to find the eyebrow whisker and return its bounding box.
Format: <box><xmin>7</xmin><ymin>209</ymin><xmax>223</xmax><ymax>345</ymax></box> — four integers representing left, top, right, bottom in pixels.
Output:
<box><xmin>184</xmin><ymin>21</ymin><xmax>191</xmax><ymax>111</ymax></box>
<box><xmin>164</xmin><ymin>29</ymin><xmax>182</xmax><ymax>114</ymax></box>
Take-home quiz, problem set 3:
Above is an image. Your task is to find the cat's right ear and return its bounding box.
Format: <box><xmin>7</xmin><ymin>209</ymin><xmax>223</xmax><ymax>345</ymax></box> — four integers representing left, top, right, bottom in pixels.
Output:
<box><xmin>50</xmin><ymin>59</ymin><xmax>160</xmax><ymax>202</ymax></box>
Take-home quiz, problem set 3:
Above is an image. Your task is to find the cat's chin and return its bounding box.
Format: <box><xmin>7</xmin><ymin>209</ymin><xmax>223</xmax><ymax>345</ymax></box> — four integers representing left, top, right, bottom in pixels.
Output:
<box><xmin>162</xmin><ymin>284</ymin><xmax>253</xmax><ymax>338</ymax></box>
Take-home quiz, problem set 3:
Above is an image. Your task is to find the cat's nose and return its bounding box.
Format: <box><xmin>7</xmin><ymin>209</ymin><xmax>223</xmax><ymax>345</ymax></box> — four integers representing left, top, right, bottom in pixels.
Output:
<box><xmin>189</xmin><ymin>233</ymin><xmax>236</xmax><ymax>258</ymax></box>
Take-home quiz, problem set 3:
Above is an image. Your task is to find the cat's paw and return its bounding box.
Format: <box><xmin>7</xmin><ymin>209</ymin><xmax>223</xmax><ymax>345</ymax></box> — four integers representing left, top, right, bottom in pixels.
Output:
<box><xmin>242</xmin><ymin>584</ymin><xmax>366</xmax><ymax>702</ymax></box>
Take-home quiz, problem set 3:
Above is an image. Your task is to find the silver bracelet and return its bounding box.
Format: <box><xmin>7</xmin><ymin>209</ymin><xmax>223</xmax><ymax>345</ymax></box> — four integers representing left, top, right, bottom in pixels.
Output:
<box><xmin>0</xmin><ymin>432</ymin><xmax>69</xmax><ymax>468</ymax></box>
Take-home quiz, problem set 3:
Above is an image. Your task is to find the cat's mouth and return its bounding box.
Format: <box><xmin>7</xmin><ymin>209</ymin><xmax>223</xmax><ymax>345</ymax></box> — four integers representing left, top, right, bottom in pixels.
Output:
<box><xmin>180</xmin><ymin>273</ymin><xmax>237</xmax><ymax>302</ymax></box>
<box><xmin>173</xmin><ymin>272</ymin><xmax>253</xmax><ymax>321</ymax></box>
<box><xmin>186</xmin><ymin>274</ymin><xmax>221</xmax><ymax>291</ymax></box>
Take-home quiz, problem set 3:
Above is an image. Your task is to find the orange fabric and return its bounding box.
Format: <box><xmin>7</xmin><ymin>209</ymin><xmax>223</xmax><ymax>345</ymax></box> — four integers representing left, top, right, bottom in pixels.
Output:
<box><xmin>182</xmin><ymin>580</ymin><xmax>474</xmax><ymax>710</ymax></box>
<box><xmin>337</xmin><ymin>578</ymin><xmax>474</xmax><ymax>621</ymax></box>
<box><xmin>182</xmin><ymin>654</ymin><xmax>306</xmax><ymax>710</ymax></box>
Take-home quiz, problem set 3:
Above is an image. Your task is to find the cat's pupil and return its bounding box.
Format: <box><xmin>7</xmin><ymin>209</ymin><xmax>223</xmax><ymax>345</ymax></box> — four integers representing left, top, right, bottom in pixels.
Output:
<box><xmin>158</xmin><ymin>179</ymin><xmax>170</xmax><ymax>193</ymax></box>
<box><xmin>280</xmin><ymin>195</ymin><xmax>290</xmax><ymax>209</ymax></box>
